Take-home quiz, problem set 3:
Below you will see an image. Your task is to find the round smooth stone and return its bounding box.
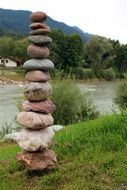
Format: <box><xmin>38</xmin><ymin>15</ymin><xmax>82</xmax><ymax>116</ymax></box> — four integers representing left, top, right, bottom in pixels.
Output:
<box><xmin>22</xmin><ymin>99</ymin><xmax>56</xmax><ymax>113</ymax></box>
<box><xmin>23</xmin><ymin>59</ymin><xmax>54</xmax><ymax>71</ymax></box>
<box><xmin>16</xmin><ymin>127</ymin><xmax>55</xmax><ymax>151</ymax></box>
<box><xmin>30</xmin><ymin>11</ymin><xmax>47</xmax><ymax>22</ymax></box>
<box><xmin>29</xmin><ymin>22</ymin><xmax>50</xmax><ymax>30</ymax></box>
<box><xmin>23</xmin><ymin>82</ymin><xmax>52</xmax><ymax>101</ymax></box>
<box><xmin>27</xmin><ymin>44</ymin><xmax>50</xmax><ymax>59</ymax></box>
<box><xmin>17</xmin><ymin>112</ymin><xmax>54</xmax><ymax>129</ymax></box>
<box><xmin>30</xmin><ymin>29</ymin><xmax>51</xmax><ymax>35</ymax></box>
<box><xmin>25</xmin><ymin>70</ymin><xmax>51</xmax><ymax>82</ymax></box>
<box><xmin>28</xmin><ymin>35</ymin><xmax>52</xmax><ymax>45</ymax></box>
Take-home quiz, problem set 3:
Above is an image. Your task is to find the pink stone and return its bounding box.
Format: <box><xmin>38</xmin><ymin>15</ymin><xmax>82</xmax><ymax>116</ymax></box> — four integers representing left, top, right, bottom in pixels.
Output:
<box><xmin>30</xmin><ymin>28</ymin><xmax>51</xmax><ymax>35</ymax></box>
<box><xmin>27</xmin><ymin>45</ymin><xmax>50</xmax><ymax>59</ymax></box>
<box><xmin>22</xmin><ymin>99</ymin><xmax>56</xmax><ymax>113</ymax></box>
<box><xmin>17</xmin><ymin>112</ymin><xmax>54</xmax><ymax>129</ymax></box>
<box><xmin>17</xmin><ymin>149</ymin><xmax>57</xmax><ymax>170</ymax></box>
<box><xmin>25</xmin><ymin>70</ymin><xmax>51</xmax><ymax>82</ymax></box>
<box><xmin>30</xmin><ymin>11</ymin><xmax>47</xmax><ymax>22</ymax></box>
<box><xmin>29</xmin><ymin>22</ymin><xmax>50</xmax><ymax>30</ymax></box>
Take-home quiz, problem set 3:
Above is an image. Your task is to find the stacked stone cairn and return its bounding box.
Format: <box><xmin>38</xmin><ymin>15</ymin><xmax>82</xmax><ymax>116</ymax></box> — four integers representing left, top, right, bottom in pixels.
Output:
<box><xmin>16</xmin><ymin>11</ymin><xmax>57</xmax><ymax>171</ymax></box>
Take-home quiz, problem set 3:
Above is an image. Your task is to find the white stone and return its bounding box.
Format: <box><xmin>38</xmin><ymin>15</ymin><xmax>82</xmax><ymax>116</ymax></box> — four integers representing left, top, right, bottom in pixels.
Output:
<box><xmin>50</xmin><ymin>125</ymin><xmax>64</xmax><ymax>132</ymax></box>
<box><xmin>4</xmin><ymin>132</ymin><xmax>20</xmax><ymax>141</ymax></box>
<box><xmin>7</xmin><ymin>127</ymin><xmax>54</xmax><ymax>152</ymax></box>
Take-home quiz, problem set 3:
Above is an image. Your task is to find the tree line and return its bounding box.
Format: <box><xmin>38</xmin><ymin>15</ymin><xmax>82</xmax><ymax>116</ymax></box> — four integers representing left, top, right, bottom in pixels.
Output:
<box><xmin>0</xmin><ymin>30</ymin><xmax>127</xmax><ymax>79</ymax></box>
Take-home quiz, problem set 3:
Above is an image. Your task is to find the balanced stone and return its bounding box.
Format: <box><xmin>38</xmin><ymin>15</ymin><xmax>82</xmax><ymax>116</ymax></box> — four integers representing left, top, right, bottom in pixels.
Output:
<box><xmin>16</xmin><ymin>128</ymin><xmax>54</xmax><ymax>151</ymax></box>
<box><xmin>28</xmin><ymin>35</ymin><xmax>52</xmax><ymax>45</ymax></box>
<box><xmin>25</xmin><ymin>70</ymin><xmax>51</xmax><ymax>82</ymax></box>
<box><xmin>24</xmin><ymin>82</ymin><xmax>52</xmax><ymax>101</ymax></box>
<box><xmin>23</xmin><ymin>59</ymin><xmax>54</xmax><ymax>71</ymax></box>
<box><xmin>30</xmin><ymin>29</ymin><xmax>51</xmax><ymax>35</ymax></box>
<box><xmin>29</xmin><ymin>22</ymin><xmax>50</xmax><ymax>30</ymax></box>
<box><xmin>17</xmin><ymin>112</ymin><xmax>54</xmax><ymax>129</ymax></box>
<box><xmin>30</xmin><ymin>11</ymin><xmax>47</xmax><ymax>22</ymax></box>
<box><xmin>17</xmin><ymin>149</ymin><xmax>57</xmax><ymax>170</ymax></box>
<box><xmin>22</xmin><ymin>99</ymin><xmax>56</xmax><ymax>113</ymax></box>
<box><xmin>27</xmin><ymin>44</ymin><xmax>50</xmax><ymax>58</ymax></box>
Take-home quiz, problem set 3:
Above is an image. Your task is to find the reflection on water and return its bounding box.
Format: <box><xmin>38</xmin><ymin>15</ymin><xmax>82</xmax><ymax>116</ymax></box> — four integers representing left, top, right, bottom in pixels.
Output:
<box><xmin>0</xmin><ymin>80</ymin><xmax>124</xmax><ymax>129</ymax></box>
<box><xmin>78</xmin><ymin>80</ymin><xmax>122</xmax><ymax>114</ymax></box>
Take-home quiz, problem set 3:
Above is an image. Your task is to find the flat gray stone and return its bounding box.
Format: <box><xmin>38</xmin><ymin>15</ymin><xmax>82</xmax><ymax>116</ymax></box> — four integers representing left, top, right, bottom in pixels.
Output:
<box><xmin>23</xmin><ymin>82</ymin><xmax>52</xmax><ymax>101</ymax></box>
<box><xmin>23</xmin><ymin>59</ymin><xmax>54</xmax><ymax>71</ymax></box>
<box><xmin>28</xmin><ymin>35</ymin><xmax>52</xmax><ymax>45</ymax></box>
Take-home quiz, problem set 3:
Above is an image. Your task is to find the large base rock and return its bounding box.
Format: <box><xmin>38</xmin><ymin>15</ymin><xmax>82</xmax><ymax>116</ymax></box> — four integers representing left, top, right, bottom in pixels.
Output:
<box><xmin>17</xmin><ymin>149</ymin><xmax>57</xmax><ymax>170</ymax></box>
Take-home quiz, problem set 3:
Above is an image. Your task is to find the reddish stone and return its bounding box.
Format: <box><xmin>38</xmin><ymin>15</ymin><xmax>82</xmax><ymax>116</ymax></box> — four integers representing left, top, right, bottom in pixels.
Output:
<box><xmin>30</xmin><ymin>28</ymin><xmax>51</xmax><ymax>35</ymax></box>
<box><xmin>17</xmin><ymin>112</ymin><xmax>54</xmax><ymax>129</ymax></box>
<box><xmin>27</xmin><ymin>44</ymin><xmax>50</xmax><ymax>59</ymax></box>
<box><xmin>30</xmin><ymin>11</ymin><xmax>47</xmax><ymax>22</ymax></box>
<box><xmin>17</xmin><ymin>149</ymin><xmax>57</xmax><ymax>170</ymax></box>
<box><xmin>29</xmin><ymin>22</ymin><xmax>50</xmax><ymax>30</ymax></box>
<box><xmin>25</xmin><ymin>70</ymin><xmax>51</xmax><ymax>82</ymax></box>
<box><xmin>22</xmin><ymin>99</ymin><xmax>56</xmax><ymax>113</ymax></box>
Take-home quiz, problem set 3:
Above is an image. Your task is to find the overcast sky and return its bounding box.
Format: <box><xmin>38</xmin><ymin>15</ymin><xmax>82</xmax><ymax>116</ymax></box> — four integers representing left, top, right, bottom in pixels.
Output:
<box><xmin>0</xmin><ymin>0</ymin><xmax>127</xmax><ymax>44</ymax></box>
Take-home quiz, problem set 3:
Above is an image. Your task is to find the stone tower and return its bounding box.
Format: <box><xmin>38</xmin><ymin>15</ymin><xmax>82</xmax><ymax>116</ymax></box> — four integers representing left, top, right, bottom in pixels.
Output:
<box><xmin>16</xmin><ymin>11</ymin><xmax>57</xmax><ymax>170</ymax></box>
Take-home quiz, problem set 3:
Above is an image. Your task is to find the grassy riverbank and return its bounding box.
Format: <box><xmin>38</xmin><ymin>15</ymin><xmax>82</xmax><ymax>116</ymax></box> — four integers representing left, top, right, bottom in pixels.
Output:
<box><xmin>1</xmin><ymin>111</ymin><xmax>127</xmax><ymax>190</ymax></box>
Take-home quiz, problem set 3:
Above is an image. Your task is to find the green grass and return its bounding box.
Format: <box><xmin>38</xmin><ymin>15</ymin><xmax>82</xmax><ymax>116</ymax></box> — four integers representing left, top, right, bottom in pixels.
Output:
<box><xmin>1</xmin><ymin>111</ymin><xmax>127</xmax><ymax>189</ymax></box>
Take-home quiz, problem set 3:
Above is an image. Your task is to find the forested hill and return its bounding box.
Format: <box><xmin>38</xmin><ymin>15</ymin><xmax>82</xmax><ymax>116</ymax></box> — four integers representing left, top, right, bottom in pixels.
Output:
<box><xmin>0</xmin><ymin>8</ymin><xmax>90</xmax><ymax>41</ymax></box>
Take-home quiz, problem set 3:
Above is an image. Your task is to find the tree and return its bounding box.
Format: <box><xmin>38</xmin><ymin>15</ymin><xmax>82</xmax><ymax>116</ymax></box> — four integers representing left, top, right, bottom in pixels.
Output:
<box><xmin>0</xmin><ymin>36</ymin><xmax>15</xmax><ymax>57</ymax></box>
<box><xmin>60</xmin><ymin>34</ymin><xmax>84</xmax><ymax>71</ymax></box>
<box><xmin>13</xmin><ymin>38</ymin><xmax>29</xmax><ymax>63</ymax></box>
<box><xmin>50</xmin><ymin>30</ymin><xmax>84</xmax><ymax>71</ymax></box>
<box><xmin>115</xmin><ymin>45</ymin><xmax>127</xmax><ymax>73</ymax></box>
<box><xmin>84</xmin><ymin>36</ymin><xmax>115</xmax><ymax>72</ymax></box>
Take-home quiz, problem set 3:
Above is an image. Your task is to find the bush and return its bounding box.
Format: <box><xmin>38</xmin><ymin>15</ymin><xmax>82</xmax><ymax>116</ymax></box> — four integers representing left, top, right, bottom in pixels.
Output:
<box><xmin>52</xmin><ymin>80</ymin><xmax>99</xmax><ymax>125</ymax></box>
<box><xmin>101</xmin><ymin>68</ymin><xmax>116</xmax><ymax>80</ymax></box>
<box><xmin>114</xmin><ymin>81</ymin><xmax>127</xmax><ymax>109</ymax></box>
<box><xmin>74</xmin><ymin>68</ymin><xmax>95</xmax><ymax>80</ymax></box>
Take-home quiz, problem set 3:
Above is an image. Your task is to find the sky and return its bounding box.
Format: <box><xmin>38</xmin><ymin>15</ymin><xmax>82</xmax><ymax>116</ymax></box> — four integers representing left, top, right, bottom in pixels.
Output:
<box><xmin>0</xmin><ymin>0</ymin><xmax>127</xmax><ymax>44</ymax></box>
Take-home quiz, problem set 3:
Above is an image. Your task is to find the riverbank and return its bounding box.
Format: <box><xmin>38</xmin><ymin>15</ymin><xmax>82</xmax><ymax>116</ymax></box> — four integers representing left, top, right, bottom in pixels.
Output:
<box><xmin>1</xmin><ymin>111</ymin><xmax>127</xmax><ymax>190</ymax></box>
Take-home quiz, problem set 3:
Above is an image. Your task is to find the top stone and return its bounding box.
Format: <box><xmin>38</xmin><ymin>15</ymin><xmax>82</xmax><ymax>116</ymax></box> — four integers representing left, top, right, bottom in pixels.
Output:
<box><xmin>30</xmin><ymin>11</ymin><xmax>47</xmax><ymax>22</ymax></box>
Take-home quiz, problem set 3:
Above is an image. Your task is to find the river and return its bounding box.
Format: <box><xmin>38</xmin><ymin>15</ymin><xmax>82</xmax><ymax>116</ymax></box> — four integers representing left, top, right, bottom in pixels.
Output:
<box><xmin>0</xmin><ymin>80</ymin><xmax>123</xmax><ymax>129</ymax></box>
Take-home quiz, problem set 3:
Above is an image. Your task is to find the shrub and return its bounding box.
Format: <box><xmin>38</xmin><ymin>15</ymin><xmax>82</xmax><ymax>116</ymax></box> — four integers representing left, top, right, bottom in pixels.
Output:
<box><xmin>101</xmin><ymin>68</ymin><xmax>116</xmax><ymax>80</ymax></box>
<box><xmin>114</xmin><ymin>81</ymin><xmax>127</xmax><ymax>109</ymax></box>
<box><xmin>52</xmin><ymin>80</ymin><xmax>99</xmax><ymax>125</ymax></box>
<box><xmin>74</xmin><ymin>68</ymin><xmax>95</xmax><ymax>79</ymax></box>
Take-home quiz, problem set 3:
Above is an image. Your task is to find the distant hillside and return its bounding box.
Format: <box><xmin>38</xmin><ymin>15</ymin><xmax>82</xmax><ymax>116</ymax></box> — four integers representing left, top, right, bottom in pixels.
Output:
<box><xmin>0</xmin><ymin>8</ymin><xmax>90</xmax><ymax>41</ymax></box>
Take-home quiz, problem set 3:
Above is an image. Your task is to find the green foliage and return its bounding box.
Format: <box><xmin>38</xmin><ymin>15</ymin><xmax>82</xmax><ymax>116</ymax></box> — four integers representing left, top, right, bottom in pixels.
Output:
<box><xmin>84</xmin><ymin>35</ymin><xmax>115</xmax><ymax>72</ymax></box>
<box><xmin>74</xmin><ymin>68</ymin><xmax>95</xmax><ymax>79</ymax></box>
<box><xmin>101</xmin><ymin>67</ymin><xmax>116</xmax><ymax>80</ymax></box>
<box><xmin>13</xmin><ymin>38</ymin><xmax>29</xmax><ymax>63</ymax></box>
<box><xmin>52</xmin><ymin>80</ymin><xmax>99</xmax><ymax>125</ymax></box>
<box><xmin>115</xmin><ymin>44</ymin><xmax>127</xmax><ymax>73</ymax></box>
<box><xmin>0</xmin><ymin>36</ymin><xmax>15</xmax><ymax>57</ymax></box>
<box><xmin>115</xmin><ymin>81</ymin><xmax>127</xmax><ymax>109</ymax></box>
<box><xmin>50</xmin><ymin>30</ymin><xmax>84</xmax><ymax>71</ymax></box>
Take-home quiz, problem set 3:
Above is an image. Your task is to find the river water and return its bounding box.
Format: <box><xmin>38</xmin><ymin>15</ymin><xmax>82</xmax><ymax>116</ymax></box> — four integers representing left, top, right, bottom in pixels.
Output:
<box><xmin>0</xmin><ymin>80</ymin><xmax>123</xmax><ymax>129</ymax></box>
